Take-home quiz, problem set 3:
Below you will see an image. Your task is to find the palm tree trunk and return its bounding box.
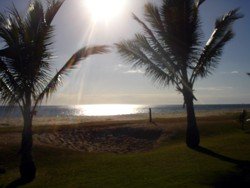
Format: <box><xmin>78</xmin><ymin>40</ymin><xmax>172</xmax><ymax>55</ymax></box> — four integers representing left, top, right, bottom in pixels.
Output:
<box><xmin>183</xmin><ymin>91</ymin><xmax>200</xmax><ymax>148</ymax></box>
<box><xmin>19</xmin><ymin>101</ymin><xmax>36</xmax><ymax>181</ymax></box>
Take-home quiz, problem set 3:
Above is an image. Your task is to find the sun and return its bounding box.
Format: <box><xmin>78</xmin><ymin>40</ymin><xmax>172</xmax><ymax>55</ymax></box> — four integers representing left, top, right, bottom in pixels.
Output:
<box><xmin>84</xmin><ymin>0</ymin><xmax>126</xmax><ymax>23</ymax></box>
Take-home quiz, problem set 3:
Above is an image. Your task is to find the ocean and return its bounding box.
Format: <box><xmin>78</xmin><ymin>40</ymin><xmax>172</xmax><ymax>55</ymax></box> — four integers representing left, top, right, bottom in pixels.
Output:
<box><xmin>0</xmin><ymin>104</ymin><xmax>250</xmax><ymax>118</ymax></box>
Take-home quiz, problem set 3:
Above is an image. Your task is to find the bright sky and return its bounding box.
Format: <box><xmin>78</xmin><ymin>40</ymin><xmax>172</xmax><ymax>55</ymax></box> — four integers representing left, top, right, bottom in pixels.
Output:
<box><xmin>0</xmin><ymin>0</ymin><xmax>250</xmax><ymax>105</ymax></box>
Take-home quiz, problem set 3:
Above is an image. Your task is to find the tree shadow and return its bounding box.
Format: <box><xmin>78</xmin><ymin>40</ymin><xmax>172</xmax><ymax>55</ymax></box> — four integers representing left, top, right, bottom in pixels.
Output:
<box><xmin>193</xmin><ymin>146</ymin><xmax>250</xmax><ymax>187</ymax></box>
<box><xmin>0</xmin><ymin>168</ymin><xmax>6</xmax><ymax>174</ymax></box>
<box><xmin>6</xmin><ymin>177</ymin><xmax>34</xmax><ymax>188</ymax></box>
<box><xmin>245</xmin><ymin>130</ymin><xmax>250</xmax><ymax>134</ymax></box>
<box><xmin>212</xmin><ymin>166</ymin><xmax>250</xmax><ymax>188</ymax></box>
<box><xmin>194</xmin><ymin>146</ymin><xmax>250</xmax><ymax>165</ymax></box>
<box><xmin>151</xmin><ymin>121</ymin><xmax>158</xmax><ymax>126</ymax></box>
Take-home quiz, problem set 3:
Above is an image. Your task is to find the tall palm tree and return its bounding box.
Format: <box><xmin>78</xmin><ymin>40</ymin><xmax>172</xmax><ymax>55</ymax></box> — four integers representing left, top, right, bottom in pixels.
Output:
<box><xmin>116</xmin><ymin>0</ymin><xmax>242</xmax><ymax>148</ymax></box>
<box><xmin>0</xmin><ymin>0</ymin><xmax>108</xmax><ymax>181</ymax></box>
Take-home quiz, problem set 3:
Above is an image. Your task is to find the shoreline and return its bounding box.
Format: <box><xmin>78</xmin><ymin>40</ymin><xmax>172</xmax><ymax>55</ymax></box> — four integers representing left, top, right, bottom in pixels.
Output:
<box><xmin>0</xmin><ymin>108</ymin><xmax>246</xmax><ymax>127</ymax></box>
<box><xmin>1</xmin><ymin>108</ymin><xmax>246</xmax><ymax>154</ymax></box>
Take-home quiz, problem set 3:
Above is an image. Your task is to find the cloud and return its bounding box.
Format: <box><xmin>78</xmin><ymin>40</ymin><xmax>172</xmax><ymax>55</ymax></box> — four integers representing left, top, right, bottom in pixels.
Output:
<box><xmin>231</xmin><ymin>71</ymin><xmax>239</xmax><ymax>74</ymax></box>
<box><xmin>117</xmin><ymin>64</ymin><xmax>126</xmax><ymax>68</ymax></box>
<box><xmin>124</xmin><ymin>70</ymin><xmax>145</xmax><ymax>74</ymax></box>
<box><xmin>197</xmin><ymin>86</ymin><xmax>233</xmax><ymax>91</ymax></box>
<box><xmin>114</xmin><ymin>64</ymin><xmax>145</xmax><ymax>74</ymax></box>
<box><xmin>113</xmin><ymin>64</ymin><xmax>128</xmax><ymax>71</ymax></box>
<box><xmin>220</xmin><ymin>71</ymin><xmax>240</xmax><ymax>74</ymax></box>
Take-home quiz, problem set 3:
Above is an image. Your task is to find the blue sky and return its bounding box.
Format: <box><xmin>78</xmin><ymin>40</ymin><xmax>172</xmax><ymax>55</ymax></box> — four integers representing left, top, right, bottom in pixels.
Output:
<box><xmin>1</xmin><ymin>0</ymin><xmax>250</xmax><ymax>105</ymax></box>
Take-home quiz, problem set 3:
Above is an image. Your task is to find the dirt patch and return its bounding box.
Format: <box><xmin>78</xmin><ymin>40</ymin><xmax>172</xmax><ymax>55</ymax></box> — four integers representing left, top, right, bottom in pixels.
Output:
<box><xmin>34</xmin><ymin>126</ymin><xmax>164</xmax><ymax>153</ymax></box>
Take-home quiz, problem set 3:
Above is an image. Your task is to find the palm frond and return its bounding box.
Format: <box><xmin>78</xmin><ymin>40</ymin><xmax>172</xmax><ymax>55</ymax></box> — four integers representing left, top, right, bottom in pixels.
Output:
<box><xmin>116</xmin><ymin>40</ymin><xmax>177</xmax><ymax>87</ymax></box>
<box><xmin>160</xmin><ymin>0</ymin><xmax>202</xmax><ymax>63</ymax></box>
<box><xmin>32</xmin><ymin>45</ymin><xmax>109</xmax><ymax>110</ymax></box>
<box><xmin>191</xmin><ymin>8</ymin><xmax>243</xmax><ymax>82</ymax></box>
<box><xmin>1</xmin><ymin>0</ymin><xmax>108</xmax><ymax>114</ymax></box>
<box><xmin>135</xmin><ymin>34</ymin><xmax>184</xmax><ymax>85</ymax></box>
<box><xmin>144</xmin><ymin>3</ymin><xmax>167</xmax><ymax>41</ymax></box>
<box><xmin>0</xmin><ymin>13</ymin><xmax>18</xmax><ymax>47</ymax></box>
<box><xmin>0</xmin><ymin>1</ymin><xmax>60</xmax><ymax>100</ymax></box>
<box><xmin>0</xmin><ymin>75</ymin><xmax>18</xmax><ymax>105</ymax></box>
<box><xmin>132</xmin><ymin>14</ymin><xmax>181</xmax><ymax>77</ymax></box>
<box><xmin>195</xmin><ymin>0</ymin><xmax>206</xmax><ymax>8</ymax></box>
<box><xmin>45</xmin><ymin>0</ymin><xmax>65</xmax><ymax>25</ymax></box>
<box><xmin>0</xmin><ymin>51</ymin><xmax>25</xmax><ymax>98</ymax></box>
<box><xmin>117</xmin><ymin>0</ymin><xmax>241</xmax><ymax>104</ymax></box>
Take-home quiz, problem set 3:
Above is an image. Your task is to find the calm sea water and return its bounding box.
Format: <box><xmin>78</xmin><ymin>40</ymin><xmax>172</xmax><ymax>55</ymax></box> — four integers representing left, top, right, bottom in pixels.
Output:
<box><xmin>0</xmin><ymin>104</ymin><xmax>250</xmax><ymax>118</ymax></box>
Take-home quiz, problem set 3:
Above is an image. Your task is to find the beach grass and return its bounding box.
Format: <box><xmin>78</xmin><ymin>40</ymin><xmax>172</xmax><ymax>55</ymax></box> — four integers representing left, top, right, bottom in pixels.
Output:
<box><xmin>0</xmin><ymin>114</ymin><xmax>250</xmax><ymax>187</ymax></box>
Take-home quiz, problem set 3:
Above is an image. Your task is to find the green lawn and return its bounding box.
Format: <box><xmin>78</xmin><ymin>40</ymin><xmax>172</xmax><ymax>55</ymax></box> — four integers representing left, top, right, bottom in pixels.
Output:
<box><xmin>1</xmin><ymin>116</ymin><xmax>250</xmax><ymax>187</ymax></box>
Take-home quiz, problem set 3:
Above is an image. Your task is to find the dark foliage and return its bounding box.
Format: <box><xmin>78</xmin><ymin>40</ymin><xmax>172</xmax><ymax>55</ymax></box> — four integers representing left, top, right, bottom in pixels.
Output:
<box><xmin>0</xmin><ymin>0</ymin><xmax>108</xmax><ymax>181</ymax></box>
<box><xmin>116</xmin><ymin>0</ymin><xmax>243</xmax><ymax>148</ymax></box>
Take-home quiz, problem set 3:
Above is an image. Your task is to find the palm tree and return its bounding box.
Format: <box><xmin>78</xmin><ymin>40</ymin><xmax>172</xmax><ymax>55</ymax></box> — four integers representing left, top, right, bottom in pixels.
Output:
<box><xmin>116</xmin><ymin>0</ymin><xmax>242</xmax><ymax>148</ymax></box>
<box><xmin>0</xmin><ymin>0</ymin><xmax>108</xmax><ymax>181</ymax></box>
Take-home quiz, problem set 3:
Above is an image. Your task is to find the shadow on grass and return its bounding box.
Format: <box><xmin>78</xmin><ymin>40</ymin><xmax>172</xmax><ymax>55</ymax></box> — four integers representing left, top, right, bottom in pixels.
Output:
<box><xmin>245</xmin><ymin>130</ymin><xmax>250</xmax><ymax>134</ymax></box>
<box><xmin>6</xmin><ymin>178</ymin><xmax>34</xmax><ymax>188</ymax></box>
<box><xmin>0</xmin><ymin>168</ymin><xmax>6</xmax><ymax>174</ymax></box>
<box><xmin>193</xmin><ymin>146</ymin><xmax>250</xmax><ymax>187</ymax></box>
<box><xmin>151</xmin><ymin>121</ymin><xmax>158</xmax><ymax>126</ymax></box>
<box><xmin>0</xmin><ymin>167</ymin><xmax>6</xmax><ymax>188</ymax></box>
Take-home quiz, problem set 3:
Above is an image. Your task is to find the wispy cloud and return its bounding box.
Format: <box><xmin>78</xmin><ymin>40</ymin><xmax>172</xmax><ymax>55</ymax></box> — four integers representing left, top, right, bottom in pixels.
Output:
<box><xmin>117</xmin><ymin>64</ymin><xmax>126</xmax><ymax>68</ymax></box>
<box><xmin>197</xmin><ymin>86</ymin><xmax>233</xmax><ymax>91</ymax></box>
<box><xmin>124</xmin><ymin>70</ymin><xmax>145</xmax><ymax>74</ymax></box>
<box><xmin>113</xmin><ymin>64</ymin><xmax>128</xmax><ymax>71</ymax></box>
<box><xmin>220</xmin><ymin>71</ymin><xmax>240</xmax><ymax>74</ymax></box>
<box><xmin>231</xmin><ymin>71</ymin><xmax>239</xmax><ymax>74</ymax></box>
<box><xmin>114</xmin><ymin>64</ymin><xmax>145</xmax><ymax>74</ymax></box>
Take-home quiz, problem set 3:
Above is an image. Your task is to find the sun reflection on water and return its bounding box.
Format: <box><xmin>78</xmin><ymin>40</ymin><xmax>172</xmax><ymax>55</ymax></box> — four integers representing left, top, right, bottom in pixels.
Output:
<box><xmin>74</xmin><ymin>104</ymin><xmax>143</xmax><ymax>116</ymax></box>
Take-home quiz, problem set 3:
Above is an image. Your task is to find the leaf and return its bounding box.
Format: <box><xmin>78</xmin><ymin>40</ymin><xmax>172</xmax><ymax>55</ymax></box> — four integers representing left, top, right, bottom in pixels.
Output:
<box><xmin>192</xmin><ymin>8</ymin><xmax>243</xmax><ymax>82</ymax></box>
<box><xmin>33</xmin><ymin>45</ymin><xmax>109</xmax><ymax>108</ymax></box>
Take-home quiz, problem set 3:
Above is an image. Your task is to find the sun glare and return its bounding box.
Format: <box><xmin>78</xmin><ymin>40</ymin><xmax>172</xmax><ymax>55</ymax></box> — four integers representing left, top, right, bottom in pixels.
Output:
<box><xmin>84</xmin><ymin>0</ymin><xmax>126</xmax><ymax>23</ymax></box>
<box><xmin>75</xmin><ymin>104</ymin><xmax>142</xmax><ymax>116</ymax></box>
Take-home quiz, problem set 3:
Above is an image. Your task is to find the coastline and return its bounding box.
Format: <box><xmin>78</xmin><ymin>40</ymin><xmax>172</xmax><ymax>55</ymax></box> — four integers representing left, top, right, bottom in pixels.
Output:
<box><xmin>0</xmin><ymin>108</ymin><xmax>246</xmax><ymax>127</ymax></box>
<box><xmin>1</xmin><ymin>108</ymin><xmax>247</xmax><ymax>154</ymax></box>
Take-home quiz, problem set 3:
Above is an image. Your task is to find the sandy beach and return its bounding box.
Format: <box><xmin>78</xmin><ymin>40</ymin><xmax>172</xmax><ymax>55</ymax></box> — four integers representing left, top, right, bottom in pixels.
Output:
<box><xmin>0</xmin><ymin>108</ymin><xmax>246</xmax><ymax>127</ymax></box>
<box><xmin>0</xmin><ymin>108</ymin><xmax>246</xmax><ymax>154</ymax></box>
